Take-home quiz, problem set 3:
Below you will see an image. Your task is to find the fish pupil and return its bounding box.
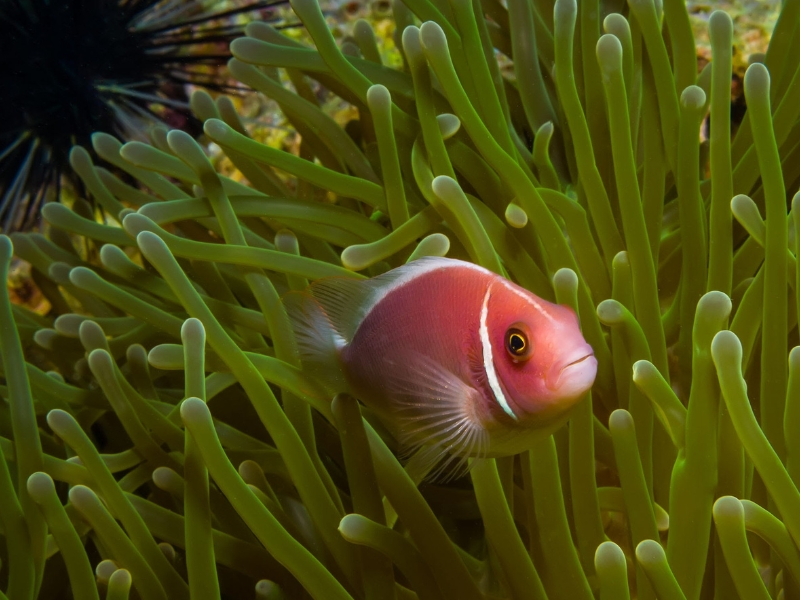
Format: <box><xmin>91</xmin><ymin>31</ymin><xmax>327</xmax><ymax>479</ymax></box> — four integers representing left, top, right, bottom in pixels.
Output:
<box><xmin>506</xmin><ymin>330</ymin><xmax>527</xmax><ymax>356</ymax></box>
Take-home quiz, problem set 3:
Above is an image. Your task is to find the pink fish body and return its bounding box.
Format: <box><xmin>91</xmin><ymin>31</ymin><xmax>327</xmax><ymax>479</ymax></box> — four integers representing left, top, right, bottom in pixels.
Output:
<box><xmin>287</xmin><ymin>257</ymin><xmax>596</xmax><ymax>474</ymax></box>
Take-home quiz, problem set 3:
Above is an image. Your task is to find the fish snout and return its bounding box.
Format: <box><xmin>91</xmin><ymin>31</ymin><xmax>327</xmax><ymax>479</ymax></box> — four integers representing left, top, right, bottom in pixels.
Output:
<box><xmin>546</xmin><ymin>344</ymin><xmax>597</xmax><ymax>398</ymax></box>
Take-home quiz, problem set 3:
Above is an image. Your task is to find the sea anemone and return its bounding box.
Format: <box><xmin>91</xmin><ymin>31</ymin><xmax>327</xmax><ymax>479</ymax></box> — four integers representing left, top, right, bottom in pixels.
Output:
<box><xmin>1</xmin><ymin>0</ymin><xmax>799</xmax><ymax>597</ymax></box>
<box><xmin>1</xmin><ymin>0</ymin><xmax>283</xmax><ymax>232</ymax></box>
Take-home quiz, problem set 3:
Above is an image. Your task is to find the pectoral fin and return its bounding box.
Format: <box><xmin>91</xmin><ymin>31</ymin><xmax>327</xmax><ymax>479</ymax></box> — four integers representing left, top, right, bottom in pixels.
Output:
<box><xmin>382</xmin><ymin>356</ymin><xmax>488</xmax><ymax>481</ymax></box>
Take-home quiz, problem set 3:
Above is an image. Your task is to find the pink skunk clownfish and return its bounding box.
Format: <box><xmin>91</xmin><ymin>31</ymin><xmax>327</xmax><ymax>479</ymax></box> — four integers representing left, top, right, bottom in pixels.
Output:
<box><xmin>285</xmin><ymin>257</ymin><xmax>597</xmax><ymax>477</ymax></box>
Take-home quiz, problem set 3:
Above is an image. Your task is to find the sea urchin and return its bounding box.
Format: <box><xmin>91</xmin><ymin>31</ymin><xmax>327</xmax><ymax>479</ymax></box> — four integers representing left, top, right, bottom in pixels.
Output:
<box><xmin>1</xmin><ymin>0</ymin><xmax>282</xmax><ymax>232</ymax></box>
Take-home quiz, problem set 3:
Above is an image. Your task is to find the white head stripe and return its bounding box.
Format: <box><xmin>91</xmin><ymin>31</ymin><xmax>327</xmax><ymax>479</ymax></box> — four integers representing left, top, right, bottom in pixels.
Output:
<box><xmin>479</xmin><ymin>285</ymin><xmax>518</xmax><ymax>421</ymax></box>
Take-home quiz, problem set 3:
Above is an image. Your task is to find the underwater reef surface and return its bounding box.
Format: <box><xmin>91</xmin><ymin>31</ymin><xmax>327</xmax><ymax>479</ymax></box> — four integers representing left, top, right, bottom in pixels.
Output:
<box><xmin>3</xmin><ymin>0</ymin><xmax>800</xmax><ymax>597</ymax></box>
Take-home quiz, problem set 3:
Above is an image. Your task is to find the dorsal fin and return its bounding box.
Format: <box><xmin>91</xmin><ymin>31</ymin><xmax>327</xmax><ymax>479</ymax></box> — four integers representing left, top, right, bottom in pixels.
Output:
<box><xmin>283</xmin><ymin>290</ymin><xmax>349</xmax><ymax>395</ymax></box>
<box><xmin>306</xmin><ymin>277</ymin><xmax>372</xmax><ymax>343</ymax></box>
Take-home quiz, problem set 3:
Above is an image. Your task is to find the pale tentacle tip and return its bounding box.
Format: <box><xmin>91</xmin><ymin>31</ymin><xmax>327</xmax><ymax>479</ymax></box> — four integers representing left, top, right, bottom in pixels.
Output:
<box><xmin>608</xmin><ymin>408</ymin><xmax>634</xmax><ymax>432</ymax></box>
<box><xmin>26</xmin><ymin>472</ymin><xmax>55</xmax><ymax>500</ymax></box>
<box><xmin>710</xmin><ymin>330</ymin><xmax>742</xmax><ymax>364</ymax></box>
<box><xmin>595</xmin><ymin>541</ymin><xmax>626</xmax><ymax>571</ymax></box>
<box><xmin>713</xmin><ymin>495</ymin><xmax>744</xmax><ymax>520</ymax></box>
<box><xmin>46</xmin><ymin>408</ymin><xmax>75</xmax><ymax>434</ymax></box>
<box><xmin>180</xmin><ymin>396</ymin><xmax>209</xmax><ymax>424</ymax></box>
<box><xmin>635</xmin><ymin>539</ymin><xmax>666</xmax><ymax>566</ymax></box>
<box><xmin>338</xmin><ymin>514</ymin><xmax>367</xmax><ymax>540</ymax></box>
<box><xmin>504</xmin><ymin>203</ymin><xmax>528</xmax><ymax>228</ymax></box>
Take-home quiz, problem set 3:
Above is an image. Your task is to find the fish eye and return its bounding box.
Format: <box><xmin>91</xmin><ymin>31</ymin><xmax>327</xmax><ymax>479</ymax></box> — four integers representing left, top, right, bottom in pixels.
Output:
<box><xmin>505</xmin><ymin>328</ymin><xmax>531</xmax><ymax>359</ymax></box>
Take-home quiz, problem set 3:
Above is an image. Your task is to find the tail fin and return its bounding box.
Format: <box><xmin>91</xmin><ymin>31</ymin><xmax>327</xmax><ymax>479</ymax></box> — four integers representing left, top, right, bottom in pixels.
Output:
<box><xmin>284</xmin><ymin>291</ymin><xmax>349</xmax><ymax>396</ymax></box>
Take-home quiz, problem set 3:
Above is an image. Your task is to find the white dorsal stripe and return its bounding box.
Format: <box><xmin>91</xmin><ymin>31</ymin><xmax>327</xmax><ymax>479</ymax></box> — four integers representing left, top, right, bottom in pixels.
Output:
<box><xmin>357</xmin><ymin>258</ymin><xmax>556</xmax><ymax>334</ymax></box>
<box><xmin>360</xmin><ymin>257</ymin><xmax>489</xmax><ymax>325</ymax></box>
<box><xmin>479</xmin><ymin>284</ymin><xmax>518</xmax><ymax>421</ymax></box>
<box><xmin>498</xmin><ymin>279</ymin><xmax>555</xmax><ymax>323</ymax></box>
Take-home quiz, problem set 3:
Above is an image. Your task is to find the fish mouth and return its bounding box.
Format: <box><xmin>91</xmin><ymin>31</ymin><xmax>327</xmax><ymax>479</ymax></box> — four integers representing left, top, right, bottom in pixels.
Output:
<box><xmin>546</xmin><ymin>347</ymin><xmax>597</xmax><ymax>393</ymax></box>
